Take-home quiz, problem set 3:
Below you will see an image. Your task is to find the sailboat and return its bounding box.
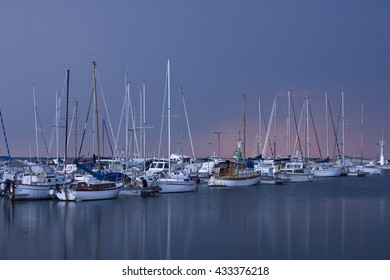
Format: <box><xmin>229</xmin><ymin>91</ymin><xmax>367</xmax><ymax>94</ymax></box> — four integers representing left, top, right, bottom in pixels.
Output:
<box><xmin>55</xmin><ymin>61</ymin><xmax>124</xmax><ymax>201</ymax></box>
<box><xmin>208</xmin><ymin>95</ymin><xmax>261</xmax><ymax>187</ymax></box>
<box><xmin>157</xmin><ymin>59</ymin><xmax>197</xmax><ymax>193</ymax></box>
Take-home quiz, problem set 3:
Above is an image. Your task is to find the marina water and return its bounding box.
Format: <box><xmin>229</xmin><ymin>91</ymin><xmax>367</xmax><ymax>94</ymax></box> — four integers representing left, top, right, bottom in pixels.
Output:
<box><xmin>1</xmin><ymin>172</ymin><xmax>390</xmax><ymax>260</ymax></box>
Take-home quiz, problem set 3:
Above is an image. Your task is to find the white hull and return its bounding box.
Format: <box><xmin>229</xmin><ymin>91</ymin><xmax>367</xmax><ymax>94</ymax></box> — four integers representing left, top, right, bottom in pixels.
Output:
<box><xmin>277</xmin><ymin>173</ymin><xmax>314</xmax><ymax>182</ymax></box>
<box><xmin>208</xmin><ymin>175</ymin><xmax>260</xmax><ymax>187</ymax></box>
<box><xmin>56</xmin><ymin>182</ymin><xmax>123</xmax><ymax>201</ymax></box>
<box><xmin>313</xmin><ymin>167</ymin><xmax>343</xmax><ymax>177</ymax></box>
<box><xmin>158</xmin><ymin>178</ymin><xmax>197</xmax><ymax>193</ymax></box>
<box><xmin>259</xmin><ymin>176</ymin><xmax>287</xmax><ymax>185</ymax></box>
<box><xmin>348</xmin><ymin>165</ymin><xmax>382</xmax><ymax>175</ymax></box>
<box><xmin>8</xmin><ymin>184</ymin><xmax>56</xmax><ymax>200</ymax></box>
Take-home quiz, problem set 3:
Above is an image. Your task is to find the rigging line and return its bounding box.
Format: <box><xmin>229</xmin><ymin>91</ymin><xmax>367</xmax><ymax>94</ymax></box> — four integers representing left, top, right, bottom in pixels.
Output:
<box><xmin>128</xmin><ymin>82</ymin><xmax>140</xmax><ymax>158</ymax></box>
<box><xmin>308</xmin><ymin>102</ymin><xmax>323</xmax><ymax>159</ymax></box>
<box><xmin>96</xmin><ymin>70</ymin><xmax>119</xmax><ymax>157</ymax></box>
<box><xmin>115</xmin><ymin>77</ymin><xmax>128</xmax><ymax>145</ymax></box>
<box><xmin>292</xmin><ymin>100</ymin><xmax>304</xmax><ymax>157</ymax></box>
<box><xmin>48</xmin><ymin>72</ymin><xmax>68</xmax><ymax>156</ymax></box>
<box><xmin>290</xmin><ymin>93</ymin><xmax>304</xmax><ymax>159</ymax></box>
<box><xmin>181</xmin><ymin>87</ymin><xmax>196</xmax><ymax>160</ymax></box>
<box><xmin>0</xmin><ymin>110</ymin><xmax>11</xmax><ymax>158</ymax></box>
<box><xmin>103</xmin><ymin>119</ymin><xmax>114</xmax><ymax>157</ymax></box>
<box><xmin>78</xmin><ymin>88</ymin><xmax>94</xmax><ymax>160</ymax></box>
<box><xmin>35</xmin><ymin>107</ymin><xmax>50</xmax><ymax>158</ymax></box>
<box><xmin>260</xmin><ymin>100</ymin><xmax>273</xmax><ymax>157</ymax></box>
<box><xmin>327</xmin><ymin>97</ymin><xmax>341</xmax><ymax>160</ymax></box>
<box><xmin>66</xmin><ymin>104</ymin><xmax>77</xmax><ymax>151</ymax></box>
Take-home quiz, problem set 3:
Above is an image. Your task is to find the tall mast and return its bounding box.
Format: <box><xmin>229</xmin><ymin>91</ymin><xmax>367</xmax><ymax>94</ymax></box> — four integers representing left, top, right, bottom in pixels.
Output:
<box><xmin>273</xmin><ymin>96</ymin><xmax>277</xmax><ymax>158</ymax></box>
<box><xmin>143</xmin><ymin>80</ymin><xmax>146</xmax><ymax>171</ymax></box>
<box><xmin>65</xmin><ymin>69</ymin><xmax>70</xmax><ymax>165</ymax></box>
<box><xmin>258</xmin><ymin>98</ymin><xmax>261</xmax><ymax>156</ymax></box>
<box><xmin>55</xmin><ymin>91</ymin><xmax>59</xmax><ymax>167</ymax></box>
<box><xmin>93</xmin><ymin>61</ymin><xmax>101</xmax><ymax>170</ymax></box>
<box><xmin>306</xmin><ymin>93</ymin><xmax>310</xmax><ymax>159</ymax></box>
<box><xmin>33</xmin><ymin>84</ymin><xmax>39</xmax><ymax>162</ymax></box>
<box><xmin>125</xmin><ymin>81</ymin><xmax>130</xmax><ymax>160</ymax></box>
<box><xmin>167</xmin><ymin>59</ymin><xmax>171</xmax><ymax>173</ymax></box>
<box><xmin>325</xmin><ymin>92</ymin><xmax>329</xmax><ymax>158</ymax></box>
<box><xmin>287</xmin><ymin>89</ymin><xmax>291</xmax><ymax>157</ymax></box>
<box><xmin>341</xmin><ymin>87</ymin><xmax>345</xmax><ymax>164</ymax></box>
<box><xmin>360</xmin><ymin>99</ymin><xmax>364</xmax><ymax>165</ymax></box>
<box><xmin>242</xmin><ymin>94</ymin><xmax>246</xmax><ymax>160</ymax></box>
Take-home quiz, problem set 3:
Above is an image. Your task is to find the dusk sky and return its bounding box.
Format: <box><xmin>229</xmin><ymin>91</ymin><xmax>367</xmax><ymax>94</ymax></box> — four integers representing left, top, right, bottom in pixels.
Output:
<box><xmin>1</xmin><ymin>0</ymin><xmax>389</xmax><ymax>161</ymax></box>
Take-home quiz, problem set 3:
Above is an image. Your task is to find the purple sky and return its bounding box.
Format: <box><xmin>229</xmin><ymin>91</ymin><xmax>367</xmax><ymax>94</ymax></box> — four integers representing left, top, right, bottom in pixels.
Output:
<box><xmin>0</xmin><ymin>0</ymin><xmax>389</xmax><ymax>160</ymax></box>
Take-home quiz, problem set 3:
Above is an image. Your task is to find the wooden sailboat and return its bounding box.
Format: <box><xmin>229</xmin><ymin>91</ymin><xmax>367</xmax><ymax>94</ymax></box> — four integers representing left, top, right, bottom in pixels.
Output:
<box><xmin>55</xmin><ymin>62</ymin><xmax>124</xmax><ymax>201</ymax></box>
<box><xmin>208</xmin><ymin>95</ymin><xmax>261</xmax><ymax>187</ymax></box>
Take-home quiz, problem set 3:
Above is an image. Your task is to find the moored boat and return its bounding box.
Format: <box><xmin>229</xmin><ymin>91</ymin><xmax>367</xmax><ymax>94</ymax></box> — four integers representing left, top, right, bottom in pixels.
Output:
<box><xmin>208</xmin><ymin>160</ymin><xmax>260</xmax><ymax>187</ymax></box>
<box><xmin>276</xmin><ymin>161</ymin><xmax>314</xmax><ymax>182</ymax></box>
<box><xmin>4</xmin><ymin>164</ymin><xmax>60</xmax><ymax>200</ymax></box>
<box><xmin>56</xmin><ymin>174</ymin><xmax>123</xmax><ymax>201</ymax></box>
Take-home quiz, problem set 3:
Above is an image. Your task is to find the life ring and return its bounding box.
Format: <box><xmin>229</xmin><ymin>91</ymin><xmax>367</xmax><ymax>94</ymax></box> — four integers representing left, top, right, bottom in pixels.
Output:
<box><xmin>65</xmin><ymin>164</ymin><xmax>77</xmax><ymax>173</ymax></box>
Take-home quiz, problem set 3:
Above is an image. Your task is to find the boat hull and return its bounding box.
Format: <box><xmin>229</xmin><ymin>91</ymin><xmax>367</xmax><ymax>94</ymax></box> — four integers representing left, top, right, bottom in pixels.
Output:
<box><xmin>208</xmin><ymin>175</ymin><xmax>260</xmax><ymax>187</ymax></box>
<box><xmin>157</xmin><ymin>178</ymin><xmax>197</xmax><ymax>193</ymax></box>
<box><xmin>56</xmin><ymin>183</ymin><xmax>123</xmax><ymax>201</ymax></box>
<box><xmin>313</xmin><ymin>167</ymin><xmax>343</xmax><ymax>177</ymax></box>
<box><xmin>277</xmin><ymin>173</ymin><xmax>314</xmax><ymax>182</ymax></box>
<box><xmin>7</xmin><ymin>184</ymin><xmax>56</xmax><ymax>200</ymax></box>
<box><xmin>259</xmin><ymin>176</ymin><xmax>287</xmax><ymax>185</ymax></box>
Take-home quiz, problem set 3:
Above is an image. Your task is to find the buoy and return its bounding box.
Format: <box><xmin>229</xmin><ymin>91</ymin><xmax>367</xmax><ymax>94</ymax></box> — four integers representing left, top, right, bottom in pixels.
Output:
<box><xmin>49</xmin><ymin>189</ymin><xmax>55</xmax><ymax>196</ymax></box>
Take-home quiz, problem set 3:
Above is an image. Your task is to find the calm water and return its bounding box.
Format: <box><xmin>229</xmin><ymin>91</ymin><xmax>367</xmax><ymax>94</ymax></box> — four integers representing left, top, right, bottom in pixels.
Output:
<box><xmin>1</xmin><ymin>172</ymin><xmax>390</xmax><ymax>260</ymax></box>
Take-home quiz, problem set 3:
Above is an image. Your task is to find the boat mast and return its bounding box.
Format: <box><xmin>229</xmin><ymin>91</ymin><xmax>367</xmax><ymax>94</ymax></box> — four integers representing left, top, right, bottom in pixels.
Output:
<box><xmin>360</xmin><ymin>99</ymin><xmax>364</xmax><ymax>165</ymax></box>
<box><xmin>125</xmin><ymin>81</ymin><xmax>130</xmax><ymax>159</ymax></box>
<box><xmin>93</xmin><ymin>61</ymin><xmax>101</xmax><ymax>170</ymax></box>
<box><xmin>287</xmin><ymin>89</ymin><xmax>291</xmax><ymax>157</ymax></box>
<box><xmin>242</xmin><ymin>94</ymin><xmax>246</xmax><ymax>160</ymax></box>
<box><xmin>341</xmin><ymin>87</ymin><xmax>345</xmax><ymax>165</ymax></box>
<box><xmin>142</xmin><ymin>80</ymin><xmax>146</xmax><ymax>171</ymax></box>
<box><xmin>306</xmin><ymin>93</ymin><xmax>310</xmax><ymax>159</ymax></box>
<box><xmin>65</xmin><ymin>69</ymin><xmax>70</xmax><ymax>165</ymax></box>
<box><xmin>55</xmin><ymin>91</ymin><xmax>60</xmax><ymax>167</ymax></box>
<box><xmin>325</xmin><ymin>92</ymin><xmax>329</xmax><ymax>158</ymax></box>
<box><xmin>258</xmin><ymin>98</ymin><xmax>261</xmax><ymax>156</ymax></box>
<box><xmin>167</xmin><ymin>59</ymin><xmax>171</xmax><ymax>174</ymax></box>
<box><xmin>33</xmin><ymin>84</ymin><xmax>39</xmax><ymax>162</ymax></box>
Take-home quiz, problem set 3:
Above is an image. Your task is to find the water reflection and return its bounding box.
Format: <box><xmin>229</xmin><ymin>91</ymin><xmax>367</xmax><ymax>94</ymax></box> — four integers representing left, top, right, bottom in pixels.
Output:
<box><xmin>1</xmin><ymin>173</ymin><xmax>390</xmax><ymax>259</ymax></box>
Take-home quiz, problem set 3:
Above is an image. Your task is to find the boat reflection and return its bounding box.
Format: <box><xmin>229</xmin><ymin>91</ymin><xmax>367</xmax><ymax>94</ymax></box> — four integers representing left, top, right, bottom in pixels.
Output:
<box><xmin>1</xmin><ymin>176</ymin><xmax>390</xmax><ymax>260</ymax></box>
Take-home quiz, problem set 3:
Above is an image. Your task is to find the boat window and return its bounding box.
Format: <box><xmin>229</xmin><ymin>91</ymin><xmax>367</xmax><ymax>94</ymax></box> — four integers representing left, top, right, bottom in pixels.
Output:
<box><xmin>43</xmin><ymin>166</ymin><xmax>54</xmax><ymax>174</ymax></box>
<box><xmin>23</xmin><ymin>166</ymin><xmax>32</xmax><ymax>175</ymax></box>
<box><xmin>31</xmin><ymin>165</ymin><xmax>44</xmax><ymax>174</ymax></box>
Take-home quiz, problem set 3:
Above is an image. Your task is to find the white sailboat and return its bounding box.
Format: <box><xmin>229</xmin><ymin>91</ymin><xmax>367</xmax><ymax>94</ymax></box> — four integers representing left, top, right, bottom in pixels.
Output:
<box><xmin>157</xmin><ymin>59</ymin><xmax>197</xmax><ymax>193</ymax></box>
<box><xmin>55</xmin><ymin>61</ymin><xmax>124</xmax><ymax>201</ymax></box>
